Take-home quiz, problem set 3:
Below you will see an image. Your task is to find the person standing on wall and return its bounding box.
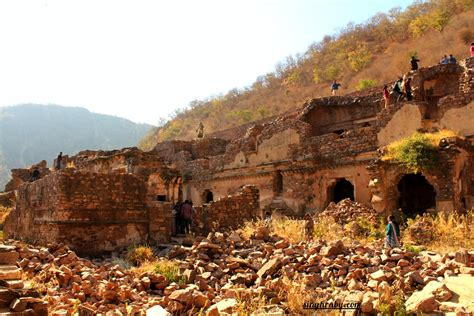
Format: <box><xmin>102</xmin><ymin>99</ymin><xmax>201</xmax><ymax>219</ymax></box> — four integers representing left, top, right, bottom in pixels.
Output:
<box><xmin>404</xmin><ymin>77</ymin><xmax>413</xmax><ymax>101</ymax></box>
<box><xmin>383</xmin><ymin>85</ymin><xmax>390</xmax><ymax>109</ymax></box>
<box><xmin>410</xmin><ymin>56</ymin><xmax>420</xmax><ymax>71</ymax></box>
<box><xmin>331</xmin><ymin>80</ymin><xmax>341</xmax><ymax>96</ymax></box>
<box><xmin>471</xmin><ymin>43</ymin><xmax>474</xmax><ymax>57</ymax></box>
<box><xmin>55</xmin><ymin>152</ymin><xmax>63</xmax><ymax>170</ymax></box>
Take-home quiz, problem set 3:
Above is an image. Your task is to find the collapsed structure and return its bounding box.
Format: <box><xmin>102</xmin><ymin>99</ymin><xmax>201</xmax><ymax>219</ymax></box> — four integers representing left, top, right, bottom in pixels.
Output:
<box><xmin>2</xmin><ymin>58</ymin><xmax>474</xmax><ymax>254</ymax></box>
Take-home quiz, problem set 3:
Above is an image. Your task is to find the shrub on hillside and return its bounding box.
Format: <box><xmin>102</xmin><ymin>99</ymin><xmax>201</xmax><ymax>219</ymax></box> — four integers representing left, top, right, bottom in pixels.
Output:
<box><xmin>356</xmin><ymin>79</ymin><xmax>377</xmax><ymax>91</ymax></box>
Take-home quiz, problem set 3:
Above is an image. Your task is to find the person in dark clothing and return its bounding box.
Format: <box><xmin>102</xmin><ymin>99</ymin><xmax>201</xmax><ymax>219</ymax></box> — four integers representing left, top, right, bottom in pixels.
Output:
<box><xmin>30</xmin><ymin>168</ymin><xmax>40</xmax><ymax>182</ymax></box>
<box><xmin>331</xmin><ymin>80</ymin><xmax>341</xmax><ymax>95</ymax></box>
<box><xmin>410</xmin><ymin>56</ymin><xmax>420</xmax><ymax>71</ymax></box>
<box><xmin>173</xmin><ymin>202</ymin><xmax>183</xmax><ymax>235</ymax></box>
<box><xmin>404</xmin><ymin>78</ymin><xmax>413</xmax><ymax>101</ymax></box>
<box><xmin>56</xmin><ymin>152</ymin><xmax>63</xmax><ymax>170</ymax></box>
<box><xmin>448</xmin><ymin>54</ymin><xmax>457</xmax><ymax>64</ymax></box>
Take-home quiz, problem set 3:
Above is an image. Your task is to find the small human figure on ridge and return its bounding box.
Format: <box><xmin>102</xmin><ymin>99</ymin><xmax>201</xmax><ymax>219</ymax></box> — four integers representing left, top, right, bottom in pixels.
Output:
<box><xmin>448</xmin><ymin>54</ymin><xmax>457</xmax><ymax>64</ymax></box>
<box><xmin>196</xmin><ymin>122</ymin><xmax>204</xmax><ymax>138</ymax></box>
<box><xmin>55</xmin><ymin>152</ymin><xmax>63</xmax><ymax>170</ymax></box>
<box><xmin>410</xmin><ymin>56</ymin><xmax>420</xmax><ymax>71</ymax></box>
<box><xmin>383</xmin><ymin>85</ymin><xmax>390</xmax><ymax>109</ymax></box>
<box><xmin>403</xmin><ymin>77</ymin><xmax>413</xmax><ymax>101</ymax></box>
<box><xmin>331</xmin><ymin>80</ymin><xmax>341</xmax><ymax>96</ymax></box>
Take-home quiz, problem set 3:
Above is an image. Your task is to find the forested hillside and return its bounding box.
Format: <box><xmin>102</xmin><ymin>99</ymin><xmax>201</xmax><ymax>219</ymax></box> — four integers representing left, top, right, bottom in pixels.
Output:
<box><xmin>139</xmin><ymin>0</ymin><xmax>474</xmax><ymax>149</ymax></box>
<box><xmin>0</xmin><ymin>104</ymin><xmax>152</xmax><ymax>189</ymax></box>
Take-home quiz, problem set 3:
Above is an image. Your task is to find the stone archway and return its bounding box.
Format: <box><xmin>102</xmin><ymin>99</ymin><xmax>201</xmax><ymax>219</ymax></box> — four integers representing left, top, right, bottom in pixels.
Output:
<box><xmin>397</xmin><ymin>173</ymin><xmax>436</xmax><ymax>218</ymax></box>
<box><xmin>203</xmin><ymin>189</ymin><xmax>214</xmax><ymax>203</ymax></box>
<box><xmin>328</xmin><ymin>178</ymin><xmax>355</xmax><ymax>204</ymax></box>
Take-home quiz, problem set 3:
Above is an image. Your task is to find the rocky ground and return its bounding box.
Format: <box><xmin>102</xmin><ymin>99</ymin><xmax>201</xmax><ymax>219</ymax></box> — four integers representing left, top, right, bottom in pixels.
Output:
<box><xmin>0</xmin><ymin>224</ymin><xmax>473</xmax><ymax>315</ymax></box>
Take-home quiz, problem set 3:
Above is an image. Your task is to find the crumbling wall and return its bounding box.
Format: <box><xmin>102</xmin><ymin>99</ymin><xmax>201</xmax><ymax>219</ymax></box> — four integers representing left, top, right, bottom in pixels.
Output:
<box><xmin>193</xmin><ymin>185</ymin><xmax>259</xmax><ymax>235</ymax></box>
<box><xmin>4</xmin><ymin>171</ymin><xmax>171</xmax><ymax>255</ymax></box>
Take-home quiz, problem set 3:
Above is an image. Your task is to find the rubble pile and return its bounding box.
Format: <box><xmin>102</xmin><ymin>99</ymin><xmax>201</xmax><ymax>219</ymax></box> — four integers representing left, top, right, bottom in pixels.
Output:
<box><xmin>319</xmin><ymin>198</ymin><xmax>379</xmax><ymax>225</ymax></box>
<box><xmin>1</xmin><ymin>229</ymin><xmax>474</xmax><ymax>315</ymax></box>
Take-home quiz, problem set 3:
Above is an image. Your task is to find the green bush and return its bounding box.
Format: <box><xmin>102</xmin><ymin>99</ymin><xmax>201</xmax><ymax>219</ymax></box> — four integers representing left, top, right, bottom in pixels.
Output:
<box><xmin>154</xmin><ymin>260</ymin><xmax>186</xmax><ymax>285</ymax></box>
<box><xmin>386</xmin><ymin>133</ymin><xmax>439</xmax><ymax>172</ymax></box>
<box><xmin>356</xmin><ymin>79</ymin><xmax>377</xmax><ymax>91</ymax></box>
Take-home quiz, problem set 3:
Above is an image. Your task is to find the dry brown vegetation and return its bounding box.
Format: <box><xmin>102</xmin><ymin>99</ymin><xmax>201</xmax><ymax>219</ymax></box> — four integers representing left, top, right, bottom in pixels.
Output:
<box><xmin>139</xmin><ymin>0</ymin><xmax>474</xmax><ymax>149</ymax></box>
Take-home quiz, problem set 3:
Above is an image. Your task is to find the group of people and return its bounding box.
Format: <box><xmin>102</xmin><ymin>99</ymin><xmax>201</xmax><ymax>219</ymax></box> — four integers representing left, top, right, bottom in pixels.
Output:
<box><xmin>172</xmin><ymin>200</ymin><xmax>196</xmax><ymax>236</ymax></box>
<box><xmin>383</xmin><ymin>75</ymin><xmax>413</xmax><ymax>108</ymax></box>
<box><xmin>439</xmin><ymin>54</ymin><xmax>457</xmax><ymax>64</ymax></box>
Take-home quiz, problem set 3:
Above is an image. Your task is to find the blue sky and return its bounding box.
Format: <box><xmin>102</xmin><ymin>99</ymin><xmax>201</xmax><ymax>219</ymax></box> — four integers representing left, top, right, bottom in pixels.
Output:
<box><xmin>0</xmin><ymin>0</ymin><xmax>414</xmax><ymax>125</ymax></box>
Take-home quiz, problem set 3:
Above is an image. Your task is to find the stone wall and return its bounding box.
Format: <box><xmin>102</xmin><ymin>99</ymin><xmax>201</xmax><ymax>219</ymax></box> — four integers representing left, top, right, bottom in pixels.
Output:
<box><xmin>4</xmin><ymin>170</ymin><xmax>171</xmax><ymax>255</ymax></box>
<box><xmin>192</xmin><ymin>185</ymin><xmax>259</xmax><ymax>235</ymax></box>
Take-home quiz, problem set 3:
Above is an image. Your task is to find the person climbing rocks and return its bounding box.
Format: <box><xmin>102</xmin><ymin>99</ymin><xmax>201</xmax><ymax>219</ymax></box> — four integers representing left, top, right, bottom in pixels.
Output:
<box><xmin>55</xmin><ymin>152</ymin><xmax>63</xmax><ymax>170</ymax></box>
<box><xmin>331</xmin><ymin>80</ymin><xmax>341</xmax><ymax>96</ymax></box>
<box><xmin>471</xmin><ymin>43</ymin><xmax>474</xmax><ymax>57</ymax></box>
<box><xmin>196</xmin><ymin>122</ymin><xmax>204</xmax><ymax>139</ymax></box>
<box><xmin>391</xmin><ymin>78</ymin><xmax>404</xmax><ymax>103</ymax></box>
<box><xmin>410</xmin><ymin>56</ymin><xmax>420</xmax><ymax>71</ymax></box>
<box><xmin>304</xmin><ymin>213</ymin><xmax>314</xmax><ymax>242</ymax></box>
<box><xmin>385</xmin><ymin>215</ymin><xmax>401</xmax><ymax>248</ymax></box>
<box><xmin>383</xmin><ymin>85</ymin><xmax>390</xmax><ymax>109</ymax></box>
<box><xmin>404</xmin><ymin>77</ymin><xmax>413</xmax><ymax>101</ymax></box>
<box><xmin>448</xmin><ymin>54</ymin><xmax>457</xmax><ymax>64</ymax></box>
<box><xmin>180</xmin><ymin>200</ymin><xmax>195</xmax><ymax>234</ymax></box>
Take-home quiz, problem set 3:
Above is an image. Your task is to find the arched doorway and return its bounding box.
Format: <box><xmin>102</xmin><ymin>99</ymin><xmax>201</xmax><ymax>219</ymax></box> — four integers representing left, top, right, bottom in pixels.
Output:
<box><xmin>329</xmin><ymin>178</ymin><xmax>354</xmax><ymax>203</ymax></box>
<box><xmin>203</xmin><ymin>190</ymin><xmax>214</xmax><ymax>203</ymax></box>
<box><xmin>397</xmin><ymin>173</ymin><xmax>436</xmax><ymax>218</ymax></box>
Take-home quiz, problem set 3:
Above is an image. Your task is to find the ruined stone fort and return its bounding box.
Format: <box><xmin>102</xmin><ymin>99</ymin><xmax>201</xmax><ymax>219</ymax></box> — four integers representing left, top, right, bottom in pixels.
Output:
<box><xmin>3</xmin><ymin>58</ymin><xmax>474</xmax><ymax>254</ymax></box>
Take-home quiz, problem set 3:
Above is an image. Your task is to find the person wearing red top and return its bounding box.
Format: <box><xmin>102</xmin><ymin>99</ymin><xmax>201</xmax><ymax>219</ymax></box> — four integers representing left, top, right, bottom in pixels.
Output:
<box><xmin>471</xmin><ymin>43</ymin><xmax>474</xmax><ymax>57</ymax></box>
<box><xmin>180</xmin><ymin>200</ymin><xmax>195</xmax><ymax>234</ymax></box>
<box><xmin>383</xmin><ymin>85</ymin><xmax>390</xmax><ymax>109</ymax></box>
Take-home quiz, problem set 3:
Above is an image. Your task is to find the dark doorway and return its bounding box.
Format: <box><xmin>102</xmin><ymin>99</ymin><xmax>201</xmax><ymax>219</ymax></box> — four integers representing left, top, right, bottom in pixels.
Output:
<box><xmin>330</xmin><ymin>178</ymin><xmax>355</xmax><ymax>203</ymax></box>
<box><xmin>398</xmin><ymin>173</ymin><xmax>436</xmax><ymax>218</ymax></box>
<box><xmin>273</xmin><ymin>170</ymin><xmax>283</xmax><ymax>196</ymax></box>
<box><xmin>204</xmin><ymin>190</ymin><xmax>214</xmax><ymax>203</ymax></box>
<box><xmin>157</xmin><ymin>195</ymin><xmax>167</xmax><ymax>202</ymax></box>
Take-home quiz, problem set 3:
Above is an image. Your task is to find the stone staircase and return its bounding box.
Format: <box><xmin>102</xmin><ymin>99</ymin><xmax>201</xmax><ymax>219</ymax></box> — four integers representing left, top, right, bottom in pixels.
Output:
<box><xmin>0</xmin><ymin>245</ymin><xmax>47</xmax><ymax>316</ymax></box>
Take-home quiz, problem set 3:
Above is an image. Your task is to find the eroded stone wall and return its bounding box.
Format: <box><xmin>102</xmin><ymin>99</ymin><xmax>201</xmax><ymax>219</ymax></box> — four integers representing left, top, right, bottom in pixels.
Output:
<box><xmin>4</xmin><ymin>170</ymin><xmax>171</xmax><ymax>255</ymax></box>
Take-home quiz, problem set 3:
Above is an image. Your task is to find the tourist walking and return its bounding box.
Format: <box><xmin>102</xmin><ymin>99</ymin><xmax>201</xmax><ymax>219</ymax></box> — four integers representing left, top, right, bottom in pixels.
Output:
<box><xmin>385</xmin><ymin>215</ymin><xmax>401</xmax><ymax>248</ymax></box>
<box><xmin>391</xmin><ymin>78</ymin><xmax>404</xmax><ymax>103</ymax></box>
<box><xmin>180</xmin><ymin>200</ymin><xmax>195</xmax><ymax>234</ymax></box>
<box><xmin>304</xmin><ymin>213</ymin><xmax>314</xmax><ymax>242</ymax></box>
<box><xmin>383</xmin><ymin>85</ymin><xmax>390</xmax><ymax>109</ymax></box>
<box><xmin>410</xmin><ymin>56</ymin><xmax>420</xmax><ymax>71</ymax></box>
<box><xmin>404</xmin><ymin>77</ymin><xmax>413</xmax><ymax>101</ymax></box>
<box><xmin>331</xmin><ymin>80</ymin><xmax>341</xmax><ymax>96</ymax></box>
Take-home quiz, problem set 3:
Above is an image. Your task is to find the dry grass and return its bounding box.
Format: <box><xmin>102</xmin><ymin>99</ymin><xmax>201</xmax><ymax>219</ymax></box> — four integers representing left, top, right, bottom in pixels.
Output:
<box><xmin>126</xmin><ymin>244</ymin><xmax>155</xmax><ymax>266</ymax></box>
<box><xmin>403</xmin><ymin>210</ymin><xmax>474</xmax><ymax>253</ymax></box>
<box><xmin>131</xmin><ymin>259</ymin><xmax>186</xmax><ymax>285</ymax></box>
<box><xmin>0</xmin><ymin>206</ymin><xmax>11</xmax><ymax>225</ymax></box>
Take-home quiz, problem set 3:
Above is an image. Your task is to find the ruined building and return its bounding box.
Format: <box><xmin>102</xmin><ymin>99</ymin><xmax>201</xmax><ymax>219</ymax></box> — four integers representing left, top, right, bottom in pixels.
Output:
<box><xmin>3</xmin><ymin>58</ymin><xmax>474</xmax><ymax>254</ymax></box>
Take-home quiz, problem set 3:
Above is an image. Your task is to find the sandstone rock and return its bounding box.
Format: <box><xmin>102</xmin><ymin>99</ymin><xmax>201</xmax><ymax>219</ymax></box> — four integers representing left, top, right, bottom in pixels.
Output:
<box><xmin>251</xmin><ymin>305</ymin><xmax>285</xmax><ymax>316</ymax></box>
<box><xmin>0</xmin><ymin>266</ymin><xmax>21</xmax><ymax>280</ymax></box>
<box><xmin>257</xmin><ymin>258</ymin><xmax>281</xmax><ymax>278</ymax></box>
<box><xmin>369</xmin><ymin>270</ymin><xmax>386</xmax><ymax>282</ymax></box>
<box><xmin>320</xmin><ymin>240</ymin><xmax>346</xmax><ymax>257</ymax></box>
<box><xmin>169</xmin><ymin>288</ymin><xmax>194</xmax><ymax>306</ymax></box>
<box><xmin>206</xmin><ymin>298</ymin><xmax>237</xmax><ymax>316</ymax></box>
<box><xmin>10</xmin><ymin>298</ymin><xmax>28</xmax><ymax>312</ymax></box>
<box><xmin>146</xmin><ymin>305</ymin><xmax>171</xmax><ymax>316</ymax></box>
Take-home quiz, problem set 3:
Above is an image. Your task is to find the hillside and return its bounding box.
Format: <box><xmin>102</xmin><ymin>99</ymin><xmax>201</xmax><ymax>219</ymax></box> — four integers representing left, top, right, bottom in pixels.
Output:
<box><xmin>139</xmin><ymin>0</ymin><xmax>474</xmax><ymax>149</ymax></box>
<box><xmin>0</xmin><ymin>104</ymin><xmax>152</xmax><ymax>189</ymax></box>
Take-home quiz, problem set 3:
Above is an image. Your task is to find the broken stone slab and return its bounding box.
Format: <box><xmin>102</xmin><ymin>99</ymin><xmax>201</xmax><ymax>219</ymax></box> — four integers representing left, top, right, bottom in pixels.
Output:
<box><xmin>146</xmin><ymin>305</ymin><xmax>172</xmax><ymax>316</ymax></box>
<box><xmin>405</xmin><ymin>281</ymin><xmax>453</xmax><ymax>313</ymax></box>
<box><xmin>320</xmin><ymin>240</ymin><xmax>346</xmax><ymax>257</ymax></box>
<box><xmin>444</xmin><ymin>275</ymin><xmax>474</xmax><ymax>312</ymax></box>
<box><xmin>250</xmin><ymin>305</ymin><xmax>285</xmax><ymax>316</ymax></box>
<box><xmin>206</xmin><ymin>298</ymin><xmax>238</xmax><ymax>316</ymax></box>
<box><xmin>256</xmin><ymin>258</ymin><xmax>282</xmax><ymax>278</ymax></box>
<box><xmin>0</xmin><ymin>246</ymin><xmax>19</xmax><ymax>265</ymax></box>
<box><xmin>0</xmin><ymin>307</ymin><xmax>35</xmax><ymax>316</ymax></box>
<box><xmin>0</xmin><ymin>280</ymin><xmax>24</xmax><ymax>290</ymax></box>
<box><xmin>0</xmin><ymin>289</ymin><xmax>20</xmax><ymax>308</ymax></box>
<box><xmin>0</xmin><ymin>266</ymin><xmax>21</xmax><ymax>281</ymax></box>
